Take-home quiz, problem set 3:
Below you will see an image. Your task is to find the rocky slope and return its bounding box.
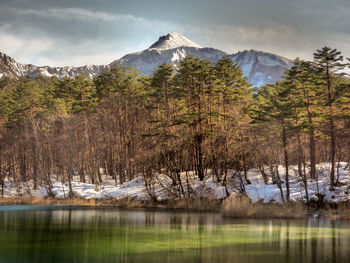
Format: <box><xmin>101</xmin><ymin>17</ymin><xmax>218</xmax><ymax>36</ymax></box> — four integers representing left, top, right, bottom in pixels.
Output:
<box><xmin>0</xmin><ymin>32</ymin><xmax>293</xmax><ymax>87</ymax></box>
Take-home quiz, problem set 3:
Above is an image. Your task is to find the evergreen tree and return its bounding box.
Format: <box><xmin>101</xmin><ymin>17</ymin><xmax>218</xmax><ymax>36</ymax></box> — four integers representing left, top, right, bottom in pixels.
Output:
<box><xmin>212</xmin><ymin>57</ymin><xmax>252</xmax><ymax>184</ymax></box>
<box><xmin>151</xmin><ymin>63</ymin><xmax>174</xmax><ymax>126</ymax></box>
<box><xmin>252</xmin><ymin>81</ymin><xmax>293</xmax><ymax>201</ymax></box>
<box><xmin>174</xmin><ymin>56</ymin><xmax>212</xmax><ymax>181</ymax></box>
<box><xmin>285</xmin><ymin>59</ymin><xmax>321</xmax><ymax>180</ymax></box>
<box><xmin>313</xmin><ymin>47</ymin><xmax>348</xmax><ymax>190</ymax></box>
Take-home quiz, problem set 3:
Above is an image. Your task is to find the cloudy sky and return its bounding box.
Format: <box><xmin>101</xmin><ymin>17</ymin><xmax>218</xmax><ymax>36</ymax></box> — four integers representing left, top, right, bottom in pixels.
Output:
<box><xmin>1</xmin><ymin>0</ymin><xmax>349</xmax><ymax>66</ymax></box>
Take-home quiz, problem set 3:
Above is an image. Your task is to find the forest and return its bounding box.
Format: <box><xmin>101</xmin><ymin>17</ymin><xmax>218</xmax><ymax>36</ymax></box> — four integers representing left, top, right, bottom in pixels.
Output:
<box><xmin>0</xmin><ymin>46</ymin><xmax>349</xmax><ymax>203</ymax></box>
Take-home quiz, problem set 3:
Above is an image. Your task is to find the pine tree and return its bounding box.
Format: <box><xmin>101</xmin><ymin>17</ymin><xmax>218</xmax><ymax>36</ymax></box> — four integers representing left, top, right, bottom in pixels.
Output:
<box><xmin>285</xmin><ymin>59</ymin><xmax>321</xmax><ymax>180</ymax></box>
<box><xmin>174</xmin><ymin>56</ymin><xmax>212</xmax><ymax>181</ymax></box>
<box><xmin>212</xmin><ymin>57</ymin><xmax>252</xmax><ymax>184</ymax></box>
<box><xmin>151</xmin><ymin>63</ymin><xmax>174</xmax><ymax>127</ymax></box>
<box><xmin>313</xmin><ymin>47</ymin><xmax>348</xmax><ymax>190</ymax></box>
<box><xmin>252</xmin><ymin>81</ymin><xmax>293</xmax><ymax>201</ymax></box>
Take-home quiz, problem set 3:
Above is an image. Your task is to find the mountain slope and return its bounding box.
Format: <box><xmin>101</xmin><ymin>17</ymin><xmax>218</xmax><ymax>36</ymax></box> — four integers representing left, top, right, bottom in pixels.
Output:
<box><xmin>229</xmin><ymin>50</ymin><xmax>292</xmax><ymax>87</ymax></box>
<box><xmin>0</xmin><ymin>32</ymin><xmax>293</xmax><ymax>87</ymax></box>
<box><xmin>111</xmin><ymin>46</ymin><xmax>226</xmax><ymax>75</ymax></box>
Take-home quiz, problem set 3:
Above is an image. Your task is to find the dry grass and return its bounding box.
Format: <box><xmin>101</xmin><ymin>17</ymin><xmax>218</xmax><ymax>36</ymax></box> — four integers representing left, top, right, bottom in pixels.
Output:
<box><xmin>221</xmin><ymin>196</ymin><xmax>307</xmax><ymax>219</ymax></box>
<box><xmin>165</xmin><ymin>198</ymin><xmax>220</xmax><ymax>211</ymax></box>
<box><xmin>100</xmin><ymin>197</ymin><xmax>220</xmax><ymax>211</ymax></box>
<box><xmin>328</xmin><ymin>204</ymin><xmax>350</xmax><ymax>220</ymax></box>
<box><xmin>0</xmin><ymin>196</ymin><xmax>220</xmax><ymax>211</ymax></box>
<box><xmin>0</xmin><ymin>196</ymin><xmax>98</xmax><ymax>206</ymax></box>
<box><xmin>0</xmin><ymin>196</ymin><xmax>148</xmax><ymax>208</ymax></box>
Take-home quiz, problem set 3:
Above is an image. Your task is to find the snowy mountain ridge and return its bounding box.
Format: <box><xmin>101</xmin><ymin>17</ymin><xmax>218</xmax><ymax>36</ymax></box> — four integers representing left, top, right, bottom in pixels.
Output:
<box><xmin>0</xmin><ymin>32</ymin><xmax>293</xmax><ymax>87</ymax></box>
<box><xmin>0</xmin><ymin>52</ymin><xmax>108</xmax><ymax>79</ymax></box>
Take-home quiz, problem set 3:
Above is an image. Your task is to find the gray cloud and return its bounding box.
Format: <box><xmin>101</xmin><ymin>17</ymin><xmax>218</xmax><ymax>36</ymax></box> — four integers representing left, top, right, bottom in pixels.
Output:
<box><xmin>8</xmin><ymin>7</ymin><xmax>145</xmax><ymax>23</ymax></box>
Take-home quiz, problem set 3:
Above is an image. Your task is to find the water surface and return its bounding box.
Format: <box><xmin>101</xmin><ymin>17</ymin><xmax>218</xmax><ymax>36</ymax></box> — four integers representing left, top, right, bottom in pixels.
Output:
<box><xmin>0</xmin><ymin>206</ymin><xmax>349</xmax><ymax>262</ymax></box>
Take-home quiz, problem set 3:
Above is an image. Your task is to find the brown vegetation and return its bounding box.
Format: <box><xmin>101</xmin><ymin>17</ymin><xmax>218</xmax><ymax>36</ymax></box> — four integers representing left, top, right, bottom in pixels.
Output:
<box><xmin>0</xmin><ymin>196</ymin><xmax>221</xmax><ymax>211</ymax></box>
<box><xmin>328</xmin><ymin>204</ymin><xmax>350</xmax><ymax>220</ymax></box>
<box><xmin>221</xmin><ymin>196</ymin><xmax>307</xmax><ymax>219</ymax></box>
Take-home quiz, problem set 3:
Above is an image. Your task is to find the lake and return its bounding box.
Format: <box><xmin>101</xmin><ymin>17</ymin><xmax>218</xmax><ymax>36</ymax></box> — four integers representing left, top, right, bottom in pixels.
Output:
<box><xmin>0</xmin><ymin>206</ymin><xmax>349</xmax><ymax>262</ymax></box>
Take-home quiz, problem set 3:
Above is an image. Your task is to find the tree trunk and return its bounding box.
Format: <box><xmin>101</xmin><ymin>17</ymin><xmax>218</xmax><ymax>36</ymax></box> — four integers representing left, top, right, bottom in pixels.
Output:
<box><xmin>282</xmin><ymin>120</ymin><xmax>290</xmax><ymax>201</ymax></box>
<box><xmin>305</xmin><ymin>96</ymin><xmax>316</xmax><ymax>179</ymax></box>
<box><xmin>196</xmin><ymin>134</ymin><xmax>204</xmax><ymax>181</ymax></box>
<box><xmin>329</xmin><ymin>117</ymin><xmax>336</xmax><ymax>190</ymax></box>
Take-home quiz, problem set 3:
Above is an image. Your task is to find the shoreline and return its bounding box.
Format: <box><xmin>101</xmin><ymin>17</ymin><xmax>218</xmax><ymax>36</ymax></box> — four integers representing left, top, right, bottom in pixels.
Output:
<box><xmin>1</xmin><ymin>196</ymin><xmax>350</xmax><ymax>220</ymax></box>
<box><xmin>0</xmin><ymin>196</ymin><xmax>221</xmax><ymax>212</ymax></box>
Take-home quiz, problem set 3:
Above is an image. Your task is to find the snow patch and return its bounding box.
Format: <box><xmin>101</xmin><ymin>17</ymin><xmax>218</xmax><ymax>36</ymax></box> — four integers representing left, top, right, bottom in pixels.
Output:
<box><xmin>171</xmin><ymin>48</ymin><xmax>187</xmax><ymax>63</ymax></box>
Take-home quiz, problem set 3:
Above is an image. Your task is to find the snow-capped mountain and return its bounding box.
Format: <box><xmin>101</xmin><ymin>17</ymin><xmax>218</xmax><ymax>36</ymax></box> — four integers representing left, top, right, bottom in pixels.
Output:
<box><xmin>111</xmin><ymin>33</ymin><xmax>292</xmax><ymax>86</ymax></box>
<box><xmin>0</xmin><ymin>32</ymin><xmax>292</xmax><ymax>87</ymax></box>
<box><xmin>0</xmin><ymin>52</ymin><xmax>108</xmax><ymax>79</ymax></box>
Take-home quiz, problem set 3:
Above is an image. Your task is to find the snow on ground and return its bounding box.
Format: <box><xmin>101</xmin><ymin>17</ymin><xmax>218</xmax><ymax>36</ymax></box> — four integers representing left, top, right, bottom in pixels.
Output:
<box><xmin>1</xmin><ymin>163</ymin><xmax>349</xmax><ymax>204</ymax></box>
<box><xmin>245</xmin><ymin>163</ymin><xmax>350</xmax><ymax>204</ymax></box>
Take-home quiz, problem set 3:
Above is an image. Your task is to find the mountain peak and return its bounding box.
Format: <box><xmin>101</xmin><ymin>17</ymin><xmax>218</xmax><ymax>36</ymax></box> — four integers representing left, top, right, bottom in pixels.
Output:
<box><xmin>149</xmin><ymin>32</ymin><xmax>201</xmax><ymax>50</ymax></box>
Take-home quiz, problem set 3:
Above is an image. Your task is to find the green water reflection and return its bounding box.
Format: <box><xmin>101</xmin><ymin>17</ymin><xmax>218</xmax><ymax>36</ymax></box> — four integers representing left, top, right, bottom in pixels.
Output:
<box><xmin>0</xmin><ymin>206</ymin><xmax>349</xmax><ymax>262</ymax></box>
